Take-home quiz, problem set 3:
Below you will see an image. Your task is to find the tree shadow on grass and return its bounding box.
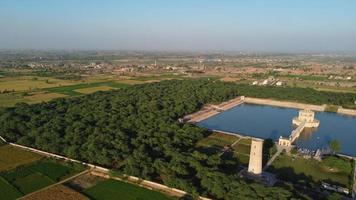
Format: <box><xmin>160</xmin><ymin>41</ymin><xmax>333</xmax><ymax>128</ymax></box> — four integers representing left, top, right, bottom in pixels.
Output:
<box><xmin>195</xmin><ymin>145</ymin><xmax>221</xmax><ymax>156</ymax></box>
<box><xmin>220</xmin><ymin>151</ymin><xmax>245</xmax><ymax>174</ymax></box>
<box><xmin>267</xmin><ymin>166</ymin><xmax>316</xmax><ymax>188</ymax></box>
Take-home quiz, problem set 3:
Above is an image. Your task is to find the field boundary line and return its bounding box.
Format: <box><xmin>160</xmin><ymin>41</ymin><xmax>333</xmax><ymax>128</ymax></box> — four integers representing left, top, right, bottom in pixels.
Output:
<box><xmin>5</xmin><ymin>141</ymin><xmax>211</xmax><ymax>200</ymax></box>
<box><xmin>17</xmin><ymin>169</ymin><xmax>90</xmax><ymax>200</ymax></box>
<box><xmin>0</xmin><ymin>135</ymin><xmax>7</xmax><ymax>143</ymax></box>
<box><xmin>91</xmin><ymin>170</ymin><xmax>211</xmax><ymax>200</ymax></box>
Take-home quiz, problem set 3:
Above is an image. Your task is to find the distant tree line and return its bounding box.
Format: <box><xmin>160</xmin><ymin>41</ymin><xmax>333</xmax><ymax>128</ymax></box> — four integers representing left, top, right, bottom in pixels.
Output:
<box><xmin>1</xmin><ymin>79</ymin><xmax>353</xmax><ymax>199</ymax></box>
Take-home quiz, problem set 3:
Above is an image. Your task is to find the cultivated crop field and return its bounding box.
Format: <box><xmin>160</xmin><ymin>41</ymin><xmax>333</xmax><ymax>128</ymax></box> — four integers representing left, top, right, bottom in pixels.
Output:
<box><xmin>0</xmin><ymin>73</ymin><xmax>178</xmax><ymax>107</ymax></box>
<box><xmin>46</xmin><ymin>81</ymin><xmax>127</xmax><ymax>96</ymax></box>
<box><xmin>0</xmin><ymin>145</ymin><xmax>42</xmax><ymax>172</ymax></box>
<box><xmin>23</xmin><ymin>92</ymin><xmax>68</xmax><ymax>103</ymax></box>
<box><xmin>83</xmin><ymin>179</ymin><xmax>176</xmax><ymax>200</ymax></box>
<box><xmin>0</xmin><ymin>176</ymin><xmax>22</xmax><ymax>200</ymax></box>
<box><xmin>23</xmin><ymin>184</ymin><xmax>89</xmax><ymax>200</ymax></box>
<box><xmin>0</xmin><ymin>157</ymin><xmax>84</xmax><ymax>198</ymax></box>
<box><xmin>0</xmin><ymin>76</ymin><xmax>75</xmax><ymax>92</ymax></box>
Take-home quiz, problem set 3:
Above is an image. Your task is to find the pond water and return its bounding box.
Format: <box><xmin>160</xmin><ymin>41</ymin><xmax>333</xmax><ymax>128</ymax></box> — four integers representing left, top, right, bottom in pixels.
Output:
<box><xmin>198</xmin><ymin>103</ymin><xmax>356</xmax><ymax>156</ymax></box>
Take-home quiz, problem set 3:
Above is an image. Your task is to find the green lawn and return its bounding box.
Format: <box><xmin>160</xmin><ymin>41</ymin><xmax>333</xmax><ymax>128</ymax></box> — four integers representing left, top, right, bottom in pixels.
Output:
<box><xmin>196</xmin><ymin>132</ymin><xmax>239</xmax><ymax>155</ymax></box>
<box><xmin>0</xmin><ymin>176</ymin><xmax>22</xmax><ymax>200</ymax></box>
<box><xmin>237</xmin><ymin>138</ymin><xmax>252</xmax><ymax>145</ymax></box>
<box><xmin>197</xmin><ymin>132</ymin><xmax>237</xmax><ymax>148</ymax></box>
<box><xmin>267</xmin><ymin>155</ymin><xmax>352</xmax><ymax>188</ymax></box>
<box><xmin>233</xmin><ymin>153</ymin><xmax>250</xmax><ymax>165</ymax></box>
<box><xmin>232</xmin><ymin>143</ymin><xmax>251</xmax><ymax>155</ymax></box>
<box><xmin>46</xmin><ymin>81</ymin><xmax>128</xmax><ymax>96</ymax></box>
<box><xmin>83</xmin><ymin>179</ymin><xmax>175</xmax><ymax>200</ymax></box>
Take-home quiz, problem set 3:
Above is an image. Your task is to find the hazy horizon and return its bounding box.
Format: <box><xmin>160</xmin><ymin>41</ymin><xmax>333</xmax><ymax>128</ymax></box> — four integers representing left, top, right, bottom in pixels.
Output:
<box><xmin>1</xmin><ymin>0</ymin><xmax>356</xmax><ymax>53</ymax></box>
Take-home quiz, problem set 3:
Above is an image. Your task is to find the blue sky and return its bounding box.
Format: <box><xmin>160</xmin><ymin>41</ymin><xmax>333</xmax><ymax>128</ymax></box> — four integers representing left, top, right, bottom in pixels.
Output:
<box><xmin>0</xmin><ymin>0</ymin><xmax>355</xmax><ymax>52</ymax></box>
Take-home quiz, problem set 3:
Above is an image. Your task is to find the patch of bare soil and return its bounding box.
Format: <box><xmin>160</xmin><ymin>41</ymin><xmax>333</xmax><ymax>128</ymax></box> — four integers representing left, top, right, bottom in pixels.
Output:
<box><xmin>65</xmin><ymin>172</ymin><xmax>106</xmax><ymax>191</ymax></box>
<box><xmin>23</xmin><ymin>185</ymin><xmax>89</xmax><ymax>200</ymax></box>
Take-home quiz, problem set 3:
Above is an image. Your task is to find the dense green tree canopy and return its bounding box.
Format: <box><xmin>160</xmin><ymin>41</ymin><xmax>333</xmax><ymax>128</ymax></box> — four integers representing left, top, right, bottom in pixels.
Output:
<box><xmin>1</xmin><ymin>79</ymin><xmax>351</xmax><ymax>199</ymax></box>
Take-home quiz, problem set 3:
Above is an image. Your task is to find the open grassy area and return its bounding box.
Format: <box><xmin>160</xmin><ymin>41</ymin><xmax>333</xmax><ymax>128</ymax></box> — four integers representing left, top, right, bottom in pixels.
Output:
<box><xmin>232</xmin><ymin>143</ymin><xmax>251</xmax><ymax>155</ymax></box>
<box><xmin>232</xmin><ymin>138</ymin><xmax>251</xmax><ymax>165</ymax></box>
<box><xmin>0</xmin><ymin>145</ymin><xmax>42</xmax><ymax>172</ymax></box>
<box><xmin>267</xmin><ymin>154</ymin><xmax>353</xmax><ymax>188</ymax></box>
<box><xmin>196</xmin><ymin>132</ymin><xmax>252</xmax><ymax>165</ymax></box>
<box><xmin>197</xmin><ymin>132</ymin><xmax>238</xmax><ymax>148</ymax></box>
<box><xmin>83</xmin><ymin>179</ymin><xmax>175</xmax><ymax>200</ymax></box>
<box><xmin>196</xmin><ymin>132</ymin><xmax>239</xmax><ymax>155</ymax></box>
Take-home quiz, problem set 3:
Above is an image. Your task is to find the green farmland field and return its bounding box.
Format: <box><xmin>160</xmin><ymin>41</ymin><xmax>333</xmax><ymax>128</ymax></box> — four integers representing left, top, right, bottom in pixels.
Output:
<box><xmin>0</xmin><ymin>145</ymin><xmax>42</xmax><ymax>172</ymax></box>
<box><xmin>12</xmin><ymin>172</ymin><xmax>54</xmax><ymax>194</ymax></box>
<box><xmin>83</xmin><ymin>179</ymin><xmax>175</xmax><ymax>200</ymax></box>
<box><xmin>1</xmin><ymin>159</ymin><xmax>84</xmax><ymax>196</ymax></box>
<box><xmin>23</xmin><ymin>159</ymin><xmax>84</xmax><ymax>181</ymax></box>
<box><xmin>0</xmin><ymin>176</ymin><xmax>22</xmax><ymax>200</ymax></box>
<box><xmin>46</xmin><ymin>81</ymin><xmax>128</xmax><ymax>96</ymax></box>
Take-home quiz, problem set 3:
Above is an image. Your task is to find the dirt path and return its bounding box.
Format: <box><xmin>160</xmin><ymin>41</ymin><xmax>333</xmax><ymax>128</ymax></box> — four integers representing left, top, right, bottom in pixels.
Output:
<box><xmin>219</xmin><ymin>137</ymin><xmax>242</xmax><ymax>156</ymax></box>
<box><xmin>18</xmin><ymin>170</ymin><xmax>90</xmax><ymax>200</ymax></box>
<box><xmin>263</xmin><ymin>149</ymin><xmax>282</xmax><ymax>171</ymax></box>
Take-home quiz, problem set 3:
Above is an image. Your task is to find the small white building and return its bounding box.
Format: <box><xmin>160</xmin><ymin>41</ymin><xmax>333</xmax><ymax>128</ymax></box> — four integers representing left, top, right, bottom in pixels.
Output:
<box><xmin>276</xmin><ymin>81</ymin><xmax>283</xmax><ymax>86</ymax></box>
<box><xmin>262</xmin><ymin>79</ymin><xmax>269</xmax><ymax>85</ymax></box>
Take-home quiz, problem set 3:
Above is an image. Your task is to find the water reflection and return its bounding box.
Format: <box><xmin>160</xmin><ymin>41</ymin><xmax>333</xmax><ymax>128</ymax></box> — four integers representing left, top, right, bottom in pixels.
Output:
<box><xmin>198</xmin><ymin>103</ymin><xmax>356</xmax><ymax>156</ymax></box>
